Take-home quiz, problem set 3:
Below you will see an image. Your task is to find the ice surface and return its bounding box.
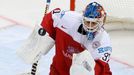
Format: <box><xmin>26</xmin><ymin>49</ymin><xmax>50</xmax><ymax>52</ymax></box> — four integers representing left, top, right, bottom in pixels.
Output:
<box><xmin>0</xmin><ymin>26</ymin><xmax>134</xmax><ymax>75</ymax></box>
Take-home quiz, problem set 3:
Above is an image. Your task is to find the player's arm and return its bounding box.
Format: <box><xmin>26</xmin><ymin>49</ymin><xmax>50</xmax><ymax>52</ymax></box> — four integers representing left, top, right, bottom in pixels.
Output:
<box><xmin>94</xmin><ymin>45</ymin><xmax>112</xmax><ymax>75</ymax></box>
<box><xmin>94</xmin><ymin>32</ymin><xmax>112</xmax><ymax>75</ymax></box>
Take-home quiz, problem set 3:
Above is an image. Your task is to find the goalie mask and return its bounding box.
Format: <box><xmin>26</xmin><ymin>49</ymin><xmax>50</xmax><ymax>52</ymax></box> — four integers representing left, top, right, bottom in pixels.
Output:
<box><xmin>82</xmin><ymin>2</ymin><xmax>106</xmax><ymax>40</ymax></box>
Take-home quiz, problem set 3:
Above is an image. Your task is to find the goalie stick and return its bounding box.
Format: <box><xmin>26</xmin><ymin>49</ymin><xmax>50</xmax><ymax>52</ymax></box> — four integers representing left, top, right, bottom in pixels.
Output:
<box><xmin>18</xmin><ymin>0</ymin><xmax>51</xmax><ymax>75</ymax></box>
<box><xmin>30</xmin><ymin>0</ymin><xmax>51</xmax><ymax>75</ymax></box>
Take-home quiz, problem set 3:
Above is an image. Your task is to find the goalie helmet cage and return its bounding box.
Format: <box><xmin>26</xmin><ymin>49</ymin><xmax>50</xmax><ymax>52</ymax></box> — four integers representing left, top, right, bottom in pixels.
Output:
<box><xmin>70</xmin><ymin>0</ymin><xmax>134</xmax><ymax>31</ymax></box>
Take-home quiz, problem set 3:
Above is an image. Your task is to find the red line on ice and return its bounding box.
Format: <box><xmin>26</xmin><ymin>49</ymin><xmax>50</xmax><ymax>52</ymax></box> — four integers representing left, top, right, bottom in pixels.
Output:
<box><xmin>111</xmin><ymin>57</ymin><xmax>134</xmax><ymax>68</ymax></box>
<box><xmin>0</xmin><ymin>15</ymin><xmax>33</xmax><ymax>28</ymax></box>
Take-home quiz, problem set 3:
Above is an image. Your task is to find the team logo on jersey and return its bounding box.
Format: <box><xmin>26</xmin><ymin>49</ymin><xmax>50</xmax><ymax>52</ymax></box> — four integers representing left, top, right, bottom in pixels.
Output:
<box><xmin>92</xmin><ymin>41</ymin><xmax>101</xmax><ymax>49</ymax></box>
<box><xmin>67</xmin><ymin>46</ymin><xmax>80</xmax><ymax>54</ymax></box>
<box><xmin>98</xmin><ymin>46</ymin><xmax>112</xmax><ymax>53</ymax></box>
<box><xmin>62</xmin><ymin>46</ymin><xmax>80</xmax><ymax>59</ymax></box>
<box><xmin>62</xmin><ymin>50</ymin><xmax>72</xmax><ymax>59</ymax></box>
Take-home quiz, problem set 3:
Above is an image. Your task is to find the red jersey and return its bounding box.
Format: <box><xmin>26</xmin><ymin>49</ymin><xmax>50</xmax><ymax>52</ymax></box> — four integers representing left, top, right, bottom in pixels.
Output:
<box><xmin>41</xmin><ymin>8</ymin><xmax>112</xmax><ymax>75</ymax></box>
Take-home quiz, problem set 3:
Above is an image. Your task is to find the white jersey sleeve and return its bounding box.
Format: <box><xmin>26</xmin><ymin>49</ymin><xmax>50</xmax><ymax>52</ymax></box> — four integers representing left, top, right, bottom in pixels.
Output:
<box><xmin>98</xmin><ymin>31</ymin><xmax>112</xmax><ymax>62</ymax></box>
<box><xmin>92</xmin><ymin>30</ymin><xmax>112</xmax><ymax>62</ymax></box>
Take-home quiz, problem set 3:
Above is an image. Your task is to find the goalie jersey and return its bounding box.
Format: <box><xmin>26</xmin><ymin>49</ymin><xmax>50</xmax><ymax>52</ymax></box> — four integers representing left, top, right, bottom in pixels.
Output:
<box><xmin>40</xmin><ymin>8</ymin><xmax>112</xmax><ymax>75</ymax></box>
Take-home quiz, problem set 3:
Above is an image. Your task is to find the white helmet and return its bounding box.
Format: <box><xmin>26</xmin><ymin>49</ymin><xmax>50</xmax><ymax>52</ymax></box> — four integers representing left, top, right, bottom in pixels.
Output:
<box><xmin>83</xmin><ymin>2</ymin><xmax>106</xmax><ymax>32</ymax></box>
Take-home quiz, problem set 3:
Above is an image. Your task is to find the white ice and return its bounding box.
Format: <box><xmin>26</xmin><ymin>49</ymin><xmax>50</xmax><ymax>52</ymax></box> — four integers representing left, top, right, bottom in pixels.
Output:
<box><xmin>0</xmin><ymin>25</ymin><xmax>134</xmax><ymax>75</ymax></box>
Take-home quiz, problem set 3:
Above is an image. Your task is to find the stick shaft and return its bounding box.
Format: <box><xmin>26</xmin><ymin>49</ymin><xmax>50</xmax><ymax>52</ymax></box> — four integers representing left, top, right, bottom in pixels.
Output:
<box><xmin>31</xmin><ymin>0</ymin><xmax>51</xmax><ymax>75</ymax></box>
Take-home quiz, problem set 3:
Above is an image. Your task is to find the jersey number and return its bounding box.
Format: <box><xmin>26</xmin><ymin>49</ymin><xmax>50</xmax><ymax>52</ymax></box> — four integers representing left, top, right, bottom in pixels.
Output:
<box><xmin>102</xmin><ymin>53</ymin><xmax>110</xmax><ymax>62</ymax></box>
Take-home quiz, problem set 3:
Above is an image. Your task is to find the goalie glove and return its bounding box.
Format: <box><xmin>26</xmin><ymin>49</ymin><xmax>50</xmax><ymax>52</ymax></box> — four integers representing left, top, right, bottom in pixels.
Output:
<box><xmin>70</xmin><ymin>50</ymin><xmax>95</xmax><ymax>75</ymax></box>
<box><xmin>16</xmin><ymin>24</ymin><xmax>55</xmax><ymax>64</ymax></box>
